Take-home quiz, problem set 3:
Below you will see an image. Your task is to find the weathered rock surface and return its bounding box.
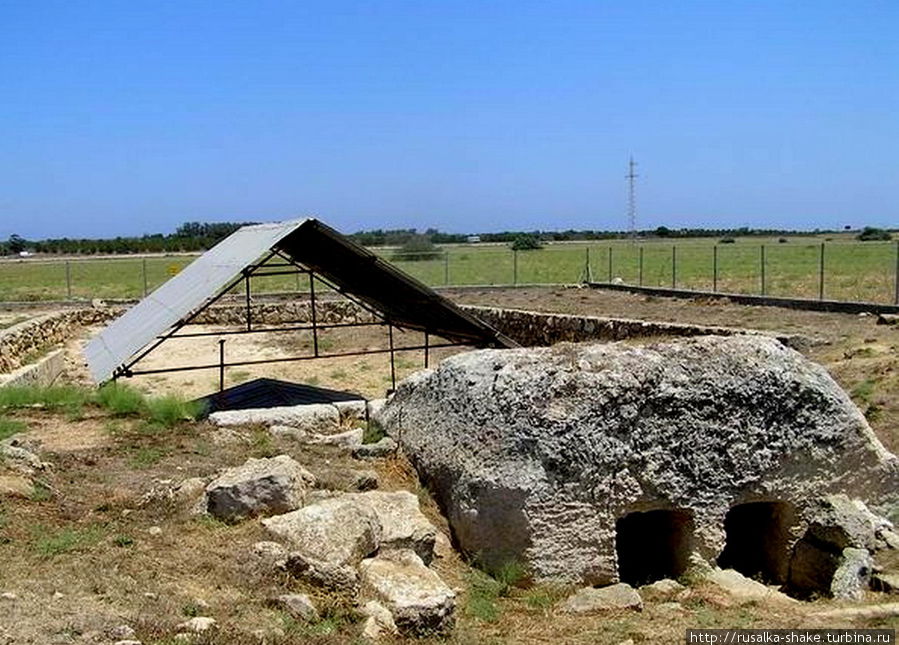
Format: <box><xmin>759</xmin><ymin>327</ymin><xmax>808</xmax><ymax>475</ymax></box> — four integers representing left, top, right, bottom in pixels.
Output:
<box><xmin>206</xmin><ymin>455</ymin><xmax>315</xmax><ymax>521</ymax></box>
<box><xmin>559</xmin><ymin>583</ymin><xmax>643</xmax><ymax>613</ymax></box>
<box><xmin>262</xmin><ymin>496</ymin><xmax>381</xmax><ymax>566</ymax></box>
<box><xmin>349</xmin><ymin>490</ymin><xmax>438</xmax><ymax>564</ymax></box>
<box><xmin>360</xmin><ymin>600</ymin><xmax>399</xmax><ymax>640</ymax></box>
<box><xmin>334</xmin><ymin>400</ymin><xmax>368</xmax><ymax>422</ymax></box>
<box><xmin>0</xmin><ymin>474</ymin><xmax>34</xmax><ymax>498</ymax></box>
<box><xmin>210</xmin><ymin>403</ymin><xmax>340</xmax><ymax>433</ymax></box>
<box><xmin>380</xmin><ymin>336</ymin><xmax>899</xmax><ymax>584</ymax></box>
<box><xmin>831</xmin><ymin>547</ymin><xmax>872</xmax><ymax>601</ymax></box>
<box><xmin>705</xmin><ymin>569</ymin><xmax>796</xmax><ymax>605</ymax></box>
<box><xmin>639</xmin><ymin>578</ymin><xmax>685</xmax><ymax>601</ymax></box>
<box><xmin>307</xmin><ymin>427</ymin><xmax>364</xmax><ymax>448</ymax></box>
<box><xmin>803</xmin><ymin>495</ymin><xmax>891</xmax><ymax>552</ymax></box>
<box><xmin>284</xmin><ymin>551</ymin><xmax>360</xmax><ymax>593</ymax></box>
<box><xmin>176</xmin><ymin>617</ymin><xmax>217</xmax><ymax>633</ymax></box>
<box><xmin>251</xmin><ymin>541</ymin><xmax>289</xmax><ymax>568</ymax></box>
<box><xmin>359</xmin><ymin>549</ymin><xmax>455</xmax><ymax>637</ymax></box>
<box><xmin>352</xmin><ymin>437</ymin><xmax>397</xmax><ymax>460</ymax></box>
<box><xmin>277</xmin><ymin>593</ymin><xmax>319</xmax><ymax>622</ymax></box>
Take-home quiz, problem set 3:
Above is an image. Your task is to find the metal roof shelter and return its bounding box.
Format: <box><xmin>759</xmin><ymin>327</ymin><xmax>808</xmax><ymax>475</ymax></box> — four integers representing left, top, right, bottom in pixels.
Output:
<box><xmin>84</xmin><ymin>218</ymin><xmax>516</xmax><ymax>388</ymax></box>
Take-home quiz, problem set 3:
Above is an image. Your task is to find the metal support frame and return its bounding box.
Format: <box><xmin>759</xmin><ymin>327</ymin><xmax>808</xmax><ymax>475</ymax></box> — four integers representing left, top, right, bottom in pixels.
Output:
<box><xmin>113</xmin><ymin>247</ymin><xmax>460</xmax><ymax>390</ymax></box>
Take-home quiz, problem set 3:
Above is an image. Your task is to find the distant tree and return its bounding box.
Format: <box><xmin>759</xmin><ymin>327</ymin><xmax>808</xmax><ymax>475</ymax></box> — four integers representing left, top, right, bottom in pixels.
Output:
<box><xmin>393</xmin><ymin>234</ymin><xmax>441</xmax><ymax>261</ymax></box>
<box><xmin>7</xmin><ymin>234</ymin><xmax>26</xmax><ymax>254</ymax></box>
<box><xmin>857</xmin><ymin>227</ymin><xmax>892</xmax><ymax>241</ymax></box>
<box><xmin>511</xmin><ymin>234</ymin><xmax>543</xmax><ymax>251</ymax></box>
<box><xmin>655</xmin><ymin>226</ymin><xmax>671</xmax><ymax>238</ymax></box>
<box><xmin>778</xmin><ymin>237</ymin><xmax>789</xmax><ymax>243</ymax></box>
<box><xmin>719</xmin><ymin>237</ymin><xmax>736</xmax><ymax>244</ymax></box>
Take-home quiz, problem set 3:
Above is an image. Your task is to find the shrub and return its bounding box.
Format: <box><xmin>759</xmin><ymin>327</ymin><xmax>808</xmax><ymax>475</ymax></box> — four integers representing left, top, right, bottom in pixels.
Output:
<box><xmin>0</xmin><ymin>385</ymin><xmax>90</xmax><ymax>413</ymax></box>
<box><xmin>857</xmin><ymin>226</ymin><xmax>892</xmax><ymax>241</ymax></box>
<box><xmin>510</xmin><ymin>234</ymin><xmax>543</xmax><ymax>251</ymax></box>
<box><xmin>778</xmin><ymin>237</ymin><xmax>789</xmax><ymax>243</ymax></box>
<box><xmin>392</xmin><ymin>234</ymin><xmax>442</xmax><ymax>261</ymax></box>
<box><xmin>719</xmin><ymin>237</ymin><xmax>736</xmax><ymax>244</ymax></box>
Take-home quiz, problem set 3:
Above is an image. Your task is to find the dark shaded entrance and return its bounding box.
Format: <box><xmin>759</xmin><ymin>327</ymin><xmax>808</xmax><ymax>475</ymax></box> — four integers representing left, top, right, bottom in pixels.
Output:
<box><xmin>616</xmin><ymin>509</ymin><xmax>693</xmax><ymax>586</ymax></box>
<box><xmin>718</xmin><ymin>501</ymin><xmax>795</xmax><ymax>584</ymax></box>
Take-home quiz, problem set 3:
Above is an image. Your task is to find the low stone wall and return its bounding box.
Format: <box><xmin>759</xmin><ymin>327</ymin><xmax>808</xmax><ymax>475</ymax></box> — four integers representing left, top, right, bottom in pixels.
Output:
<box><xmin>192</xmin><ymin>299</ymin><xmax>374</xmax><ymax>326</ymax></box>
<box><xmin>0</xmin><ymin>309</ymin><xmax>119</xmax><ymax>374</ymax></box>
<box><xmin>461</xmin><ymin>305</ymin><xmax>814</xmax><ymax>350</ymax></box>
<box><xmin>0</xmin><ymin>349</ymin><xmax>66</xmax><ymax>388</ymax></box>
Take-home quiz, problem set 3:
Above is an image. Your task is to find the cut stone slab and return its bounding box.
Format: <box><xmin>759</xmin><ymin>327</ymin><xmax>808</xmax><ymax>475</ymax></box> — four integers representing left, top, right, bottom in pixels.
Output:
<box><xmin>359</xmin><ymin>549</ymin><xmax>455</xmax><ymax>637</ymax></box>
<box><xmin>206</xmin><ymin>455</ymin><xmax>315</xmax><ymax>521</ymax></box>
<box><xmin>278</xmin><ymin>593</ymin><xmax>319</xmax><ymax>622</ymax></box>
<box><xmin>352</xmin><ymin>437</ymin><xmax>397</xmax><ymax>460</ymax></box>
<box><xmin>284</xmin><ymin>551</ymin><xmax>360</xmax><ymax>594</ymax></box>
<box><xmin>559</xmin><ymin>583</ymin><xmax>643</xmax><ymax>613</ymax></box>
<box><xmin>831</xmin><ymin>547</ymin><xmax>873</xmax><ymax>601</ymax></box>
<box><xmin>705</xmin><ymin>569</ymin><xmax>797</xmax><ymax>605</ymax></box>
<box><xmin>269</xmin><ymin>425</ymin><xmax>310</xmax><ymax>441</ymax></box>
<box><xmin>877</xmin><ymin>314</ymin><xmax>899</xmax><ymax>326</ymax></box>
<box><xmin>209</xmin><ymin>403</ymin><xmax>340</xmax><ymax>434</ymax></box>
<box><xmin>262</xmin><ymin>496</ymin><xmax>381</xmax><ymax>566</ymax></box>
<box><xmin>639</xmin><ymin>578</ymin><xmax>685</xmax><ymax>601</ymax></box>
<box><xmin>308</xmin><ymin>427</ymin><xmax>364</xmax><ymax>448</ymax></box>
<box><xmin>349</xmin><ymin>490</ymin><xmax>437</xmax><ymax>564</ymax></box>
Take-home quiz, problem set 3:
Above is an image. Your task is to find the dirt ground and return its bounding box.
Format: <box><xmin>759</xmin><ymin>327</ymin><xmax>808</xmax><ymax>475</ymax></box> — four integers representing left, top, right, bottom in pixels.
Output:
<box><xmin>2</xmin><ymin>286</ymin><xmax>899</xmax><ymax>644</ymax></box>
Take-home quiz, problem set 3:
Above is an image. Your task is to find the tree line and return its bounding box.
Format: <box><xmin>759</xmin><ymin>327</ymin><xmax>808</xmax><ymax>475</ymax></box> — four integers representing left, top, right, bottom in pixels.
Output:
<box><xmin>1</xmin><ymin>222</ymin><xmax>892</xmax><ymax>256</ymax></box>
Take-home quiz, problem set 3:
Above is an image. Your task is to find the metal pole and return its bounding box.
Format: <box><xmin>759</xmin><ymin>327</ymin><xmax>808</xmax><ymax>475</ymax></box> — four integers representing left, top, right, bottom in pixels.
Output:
<box><xmin>638</xmin><ymin>246</ymin><xmax>644</xmax><ymax>286</ymax></box>
<box><xmin>672</xmin><ymin>246</ymin><xmax>677</xmax><ymax>288</ymax></box>
<box><xmin>142</xmin><ymin>258</ymin><xmax>148</xmax><ymax>297</ymax></box>
<box><xmin>444</xmin><ymin>253</ymin><xmax>449</xmax><ymax>286</ymax></box>
<box><xmin>244</xmin><ymin>272</ymin><xmax>252</xmax><ymax>331</ymax></box>
<box><xmin>309</xmin><ymin>273</ymin><xmax>319</xmax><ymax>357</ymax></box>
<box><xmin>424</xmin><ymin>332</ymin><xmax>429</xmax><ymax>368</ymax></box>
<box><xmin>513</xmin><ymin>249</ymin><xmax>518</xmax><ymax>285</ymax></box>
<box><xmin>819</xmin><ymin>242</ymin><xmax>825</xmax><ymax>300</ymax></box>
<box><xmin>388</xmin><ymin>324</ymin><xmax>396</xmax><ymax>392</ymax></box>
<box><xmin>585</xmin><ymin>247</ymin><xmax>592</xmax><ymax>282</ymax></box>
<box><xmin>607</xmin><ymin>247</ymin><xmax>613</xmax><ymax>282</ymax></box>
<box><xmin>713</xmin><ymin>245</ymin><xmax>718</xmax><ymax>292</ymax></box>
<box><xmin>760</xmin><ymin>245</ymin><xmax>766</xmax><ymax>295</ymax></box>
<box><xmin>895</xmin><ymin>241</ymin><xmax>899</xmax><ymax>305</ymax></box>
<box><xmin>65</xmin><ymin>260</ymin><xmax>72</xmax><ymax>299</ymax></box>
<box><xmin>218</xmin><ymin>339</ymin><xmax>225</xmax><ymax>392</ymax></box>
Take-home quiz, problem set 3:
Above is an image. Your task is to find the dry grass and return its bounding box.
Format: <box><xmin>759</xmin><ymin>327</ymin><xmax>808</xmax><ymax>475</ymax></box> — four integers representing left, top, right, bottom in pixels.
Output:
<box><xmin>5</xmin><ymin>288</ymin><xmax>899</xmax><ymax>642</ymax></box>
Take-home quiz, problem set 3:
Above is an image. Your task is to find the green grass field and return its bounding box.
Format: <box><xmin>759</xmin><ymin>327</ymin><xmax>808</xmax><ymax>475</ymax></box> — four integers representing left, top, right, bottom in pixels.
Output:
<box><xmin>1</xmin><ymin>236</ymin><xmax>897</xmax><ymax>305</ymax></box>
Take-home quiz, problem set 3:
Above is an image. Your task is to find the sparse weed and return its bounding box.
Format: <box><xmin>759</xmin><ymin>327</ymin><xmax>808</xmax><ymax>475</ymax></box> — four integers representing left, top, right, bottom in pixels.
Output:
<box><xmin>362</xmin><ymin>420</ymin><xmax>386</xmax><ymax>444</ymax></box>
<box><xmin>29</xmin><ymin>481</ymin><xmax>52</xmax><ymax>502</ymax></box>
<box><xmin>32</xmin><ymin>524</ymin><xmax>104</xmax><ymax>558</ymax></box>
<box><xmin>112</xmin><ymin>534</ymin><xmax>134</xmax><ymax>547</ymax></box>
<box><xmin>145</xmin><ymin>395</ymin><xmax>201</xmax><ymax>428</ymax></box>
<box><xmin>129</xmin><ymin>446</ymin><xmax>167</xmax><ymax>468</ymax></box>
<box><xmin>851</xmin><ymin>378</ymin><xmax>877</xmax><ymax>404</ymax></box>
<box><xmin>0</xmin><ymin>385</ymin><xmax>90</xmax><ymax>413</ymax></box>
<box><xmin>465</xmin><ymin>569</ymin><xmax>503</xmax><ymax>622</ymax></box>
<box><xmin>96</xmin><ymin>382</ymin><xmax>146</xmax><ymax>416</ymax></box>
<box><xmin>249</xmin><ymin>427</ymin><xmax>277</xmax><ymax>458</ymax></box>
<box><xmin>0</xmin><ymin>416</ymin><xmax>25</xmax><ymax>441</ymax></box>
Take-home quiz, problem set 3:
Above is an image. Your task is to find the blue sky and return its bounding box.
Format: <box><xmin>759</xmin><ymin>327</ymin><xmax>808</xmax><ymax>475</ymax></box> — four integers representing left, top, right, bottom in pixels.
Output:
<box><xmin>1</xmin><ymin>1</ymin><xmax>897</xmax><ymax>239</ymax></box>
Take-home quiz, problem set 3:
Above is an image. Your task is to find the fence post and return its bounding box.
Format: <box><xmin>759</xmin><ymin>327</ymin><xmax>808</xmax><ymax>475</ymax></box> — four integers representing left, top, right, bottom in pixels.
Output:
<box><xmin>584</xmin><ymin>247</ymin><xmax>592</xmax><ymax>282</ymax></box>
<box><xmin>819</xmin><ymin>242</ymin><xmax>825</xmax><ymax>300</ymax></box>
<box><xmin>895</xmin><ymin>241</ymin><xmax>899</xmax><ymax>305</ymax></box>
<box><xmin>607</xmin><ymin>247</ymin><xmax>613</xmax><ymax>281</ymax></box>
<box><xmin>512</xmin><ymin>249</ymin><xmax>518</xmax><ymax>285</ymax></box>
<box><xmin>638</xmin><ymin>246</ymin><xmax>644</xmax><ymax>286</ymax></box>
<box><xmin>65</xmin><ymin>260</ymin><xmax>72</xmax><ymax>299</ymax></box>
<box><xmin>444</xmin><ymin>253</ymin><xmax>449</xmax><ymax>286</ymax></box>
<box><xmin>672</xmin><ymin>245</ymin><xmax>677</xmax><ymax>288</ymax></box>
<box><xmin>142</xmin><ymin>258</ymin><xmax>149</xmax><ymax>297</ymax></box>
<box><xmin>760</xmin><ymin>245</ymin><xmax>766</xmax><ymax>296</ymax></box>
<box><xmin>713</xmin><ymin>245</ymin><xmax>718</xmax><ymax>292</ymax></box>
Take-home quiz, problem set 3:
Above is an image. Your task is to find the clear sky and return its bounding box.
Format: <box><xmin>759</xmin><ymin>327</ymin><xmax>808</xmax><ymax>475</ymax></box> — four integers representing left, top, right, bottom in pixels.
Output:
<box><xmin>1</xmin><ymin>1</ymin><xmax>897</xmax><ymax>239</ymax></box>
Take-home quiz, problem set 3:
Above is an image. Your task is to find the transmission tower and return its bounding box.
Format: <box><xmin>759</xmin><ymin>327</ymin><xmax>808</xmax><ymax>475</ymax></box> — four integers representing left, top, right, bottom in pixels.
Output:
<box><xmin>626</xmin><ymin>157</ymin><xmax>638</xmax><ymax>240</ymax></box>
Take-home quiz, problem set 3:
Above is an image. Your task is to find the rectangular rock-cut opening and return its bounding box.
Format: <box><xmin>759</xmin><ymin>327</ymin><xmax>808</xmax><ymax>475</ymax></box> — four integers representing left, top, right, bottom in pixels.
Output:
<box><xmin>616</xmin><ymin>509</ymin><xmax>693</xmax><ymax>586</ymax></box>
<box><xmin>718</xmin><ymin>501</ymin><xmax>795</xmax><ymax>584</ymax></box>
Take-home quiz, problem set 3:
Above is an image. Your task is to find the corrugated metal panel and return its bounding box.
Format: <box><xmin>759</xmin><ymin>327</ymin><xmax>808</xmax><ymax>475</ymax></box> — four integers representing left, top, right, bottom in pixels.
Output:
<box><xmin>84</xmin><ymin>218</ymin><xmax>306</xmax><ymax>382</ymax></box>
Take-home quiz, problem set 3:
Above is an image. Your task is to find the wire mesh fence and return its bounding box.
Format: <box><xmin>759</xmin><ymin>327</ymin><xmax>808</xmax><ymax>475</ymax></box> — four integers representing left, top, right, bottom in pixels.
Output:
<box><xmin>0</xmin><ymin>241</ymin><xmax>897</xmax><ymax>305</ymax></box>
